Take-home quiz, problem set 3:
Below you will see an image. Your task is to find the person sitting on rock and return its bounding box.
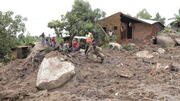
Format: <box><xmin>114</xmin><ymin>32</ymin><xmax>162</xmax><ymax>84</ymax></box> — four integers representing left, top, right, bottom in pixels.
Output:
<box><xmin>86</xmin><ymin>41</ymin><xmax>105</xmax><ymax>64</ymax></box>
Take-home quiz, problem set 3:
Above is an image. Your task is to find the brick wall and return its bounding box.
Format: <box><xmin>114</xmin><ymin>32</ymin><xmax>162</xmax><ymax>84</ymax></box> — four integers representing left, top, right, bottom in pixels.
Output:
<box><xmin>133</xmin><ymin>23</ymin><xmax>154</xmax><ymax>40</ymax></box>
<box><xmin>99</xmin><ymin>13</ymin><xmax>121</xmax><ymax>43</ymax></box>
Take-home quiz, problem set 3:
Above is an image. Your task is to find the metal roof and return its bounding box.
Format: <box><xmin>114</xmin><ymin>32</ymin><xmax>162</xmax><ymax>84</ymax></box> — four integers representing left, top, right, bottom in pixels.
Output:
<box><xmin>138</xmin><ymin>18</ymin><xmax>159</xmax><ymax>24</ymax></box>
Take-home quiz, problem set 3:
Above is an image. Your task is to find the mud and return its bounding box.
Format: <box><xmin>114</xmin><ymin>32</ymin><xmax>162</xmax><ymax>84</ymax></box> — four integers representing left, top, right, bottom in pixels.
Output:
<box><xmin>0</xmin><ymin>43</ymin><xmax>179</xmax><ymax>101</ymax></box>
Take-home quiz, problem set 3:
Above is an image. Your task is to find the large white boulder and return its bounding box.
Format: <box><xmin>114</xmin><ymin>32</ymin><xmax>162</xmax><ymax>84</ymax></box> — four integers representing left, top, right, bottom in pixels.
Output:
<box><xmin>136</xmin><ymin>50</ymin><xmax>153</xmax><ymax>59</ymax></box>
<box><xmin>36</xmin><ymin>55</ymin><xmax>75</xmax><ymax>90</ymax></box>
<box><xmin>156</xmin><ymin>35</ymin><xmax>175</xmax><ymax>47</ymax></box>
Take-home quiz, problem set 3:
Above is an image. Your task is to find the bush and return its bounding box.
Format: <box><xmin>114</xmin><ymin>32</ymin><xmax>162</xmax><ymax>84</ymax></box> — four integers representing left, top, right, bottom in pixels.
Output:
<box><xmin>56</xmin><ymin>37</ymin><xmax>64</xmax><ymax>45</ymax></box>
<box><xmin>0</xmin><ymin>11</ymin><xmax>26</xmax><ymax>59</ymax></box>
<box><xmin>44</xmin><ymin>47</ymin><xmax>54</xmax><ymax>53</ymax></box>
<box><xmin>3</xmin><ymin>54</ymin><xmax>17</xmax><ymax>63</ymax></box>
<box><xmin>101</xmin><ymin>44</ymin><xmax>110</xmax><ymax>49</ymax></box>
<box><xmin>123</xmin><ymin>45</ymin><xmax>135</xmax><ymax>51</ymax></box>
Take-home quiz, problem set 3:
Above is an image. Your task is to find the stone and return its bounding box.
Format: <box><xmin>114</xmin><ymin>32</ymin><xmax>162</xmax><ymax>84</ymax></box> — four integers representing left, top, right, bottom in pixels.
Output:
<box><xmin>166</xmin><ymin>63</ymin><xmax>180</xmax><ymax>72</ymax></box>
<box><xmin>36</xmin><ymin>55</ymin><xmax>75</xmax><ymax>90</ymax></box>
<box><xmin>157</xmin><ymin>48</ymin><xmax>165</xmax><ymax>54</ymax></box>
<box><xmin>79</xmin><ymin>49</ymin><xmax>85</xmax><ymax>56</ymax></box>
<box><xmin>109</xmin><ymin>42</ymin><xmax>122</xmax><ymax>50</ymax></box>
<box><xmin>174</xmin><ymin>38</ymin><xmax>180</xmax><ymax>45</ymax></box>
<box><xmin>156</xmin><ymin>35</ymin><xmax>176</xmax><ymax>47</ymax></box>
<box><xmin>136</xmin><ymin>50</ymin><xmax>153</xmax><ymax>59</ymax></box>
<box><xmin>152</xmin><ymin>52</ymin><xmax>159</xmax><ymax>57</ymax></box>
<box><xmin>128</xmin><ymin>43</ymin><xmax>136</xmax><ymax>47</ymax></box>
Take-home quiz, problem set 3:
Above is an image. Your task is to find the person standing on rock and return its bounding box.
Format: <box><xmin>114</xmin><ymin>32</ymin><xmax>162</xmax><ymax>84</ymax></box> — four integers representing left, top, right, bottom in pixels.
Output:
<box><xmin>40</xmin><ymin>32</ymin><xmax>45</xmax><ymax>46</ymax></box>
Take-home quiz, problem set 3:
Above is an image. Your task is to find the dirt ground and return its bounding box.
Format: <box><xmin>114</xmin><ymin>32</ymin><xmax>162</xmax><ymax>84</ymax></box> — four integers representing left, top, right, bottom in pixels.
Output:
<box><xmin>0</xmin><ymin>42</ymin><xmax>180</xmax><ymax>101</ymax></box>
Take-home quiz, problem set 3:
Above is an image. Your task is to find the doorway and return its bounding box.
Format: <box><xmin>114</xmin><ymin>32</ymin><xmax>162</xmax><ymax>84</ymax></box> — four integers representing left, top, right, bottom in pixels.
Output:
<box><xmin>127</xmin><ymin>23</ymin><xmax>132</xmax><ymax>39</ymax></box>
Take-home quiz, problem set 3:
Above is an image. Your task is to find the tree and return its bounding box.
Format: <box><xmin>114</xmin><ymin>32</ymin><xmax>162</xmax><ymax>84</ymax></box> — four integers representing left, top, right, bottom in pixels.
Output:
<box><xmin>0</xmin><ymin>11</ymin><xmax>26</xmax><ymax>59</ymax></box>
<box><xmin>48</xmin><ymin>0</ymin><xmax>106</xmax><ymax>43</ymax></box>
<box><xmin>153</xmin><ymin>12</ymin><xmax>166</xmax><ymax>24</ymax></box>
<box><xmin>137</xmin><ymin>9</ymin><xmax>152</xmax><ymax>20</ymax></box>
<box><xmin>169</xmin><ymin>9</ymin><xmax>180</xmax><ymax>26</ymax></box>
<box><xmin>17</xmin><ymin>32</ymin><xmax>37</xmax><ymax>46</ymax></box>
<box><xmin>48</xmin><ymin>19</ymin><xmax>66</xmax><ymax>37</ymax></box>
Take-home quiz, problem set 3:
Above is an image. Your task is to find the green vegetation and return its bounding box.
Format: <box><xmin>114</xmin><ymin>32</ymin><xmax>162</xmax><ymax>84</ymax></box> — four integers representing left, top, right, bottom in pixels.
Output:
<box><xmin>44</xmin><ymin>47</ymin><xmax>54</xmax><ymax>53</ymax></box>
<box><xmin>123</xmin><ymin>45</ymin><xmax>135</xmax><ymax>51</ymax></box>
<box><xmin>0</xmin><ymin>11</ymin><xmax>26</xmax><ymax>59</ymax></box>
<box><xmin>48</xmin><ymin>0</ymin><xmax>107</xmax><ymax>44</ymax></box>
<box><xmin>48</xmin><ymin>19</ymin><xmax>66</xmax><ymax>37</ymax></box>
<box><xmin>137</xmin><ymin>9</ymin><xmax>152</xmax><ymax>20</ymax></box>
<box><xmin>16</xmin><ymin>33</ymin><xmax>37</xmax><ymax>46</ymax></box>
<box><xmin>152</xmin><ymin>12</ymin><xmax>166</xmax><ymax>25</ymax></box>
<box><xmin>169</xmin><ymin>9</ymin><xmax>180</xmax><ymax>27</ymax></box>
<box><xmin>137</xmin><ymin>9</ymin><xmax>166</xmax><ymax>24</ymax></box>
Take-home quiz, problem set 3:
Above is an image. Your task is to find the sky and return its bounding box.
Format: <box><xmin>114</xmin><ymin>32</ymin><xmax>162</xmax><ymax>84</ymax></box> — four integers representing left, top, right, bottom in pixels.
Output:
<box><xmin>0</xmin><ymin>0</ymin><xmax>180</xmax><ymax>36</ymax></box>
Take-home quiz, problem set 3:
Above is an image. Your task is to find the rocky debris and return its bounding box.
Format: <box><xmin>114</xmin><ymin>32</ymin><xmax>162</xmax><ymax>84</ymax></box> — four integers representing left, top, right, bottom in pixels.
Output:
<box><xmin>0</xmin><ymin>63</ymin><xmax>3</xmax><ymax>67</ymax></box>
<box><xmin>79</xmin><ymin>49</ymin><xmax>85</xmax><ymax>56</ymax></box>
<box><xmin>150</xmin><ymin>62</ymin><xmax>180</xmax><ymax>75</ymax></box>
<box><xmin>115</xmin><ymin>68</ymin><xmax>134</xmax><ymax>78</ymax></box>
<box><xmin>24</xmin><ymin>41</ymin><xmax>45</xmax><ymax>64</ymax></box>
<box><xmin>152</xmin><ymin>52</ymin><xmax>159</xmax><ymax>57</ymax></box>
<box><xmin>174</xmin><ymin>38</ymin><xmax>180</xmax><ymax>45</ymax></box>
<box><xmin>109</xmin><ymin>42</ymin><xmax>122</xmax><ymax>50</ymax></box>
<box><xmin>128</xmin><ymin>43</ymin><xmax>136</xmax><ymax>47</ymax></box>
<box><xmin>36</xmin><ymin>52</ymin><xmax>76</xmax><ymax>90</ymax></box>
<box><xmin>136</xmin><ymin>50</ymin><xmax>153</xmax><ymax>59</ymax></box>
<box><xmin>165</xmin><ymin>62</ymin><xmax>180</xmax><ymax>72</ymax></box>
<box><xmin>157</xmin><ymin>48</ymin><xmax>165</xmax><ymax>54</ymax></box>
<box><xmin>0</xmin><ymin>42</ymin><xmax>180</xmax><ymax>101</ymax></box>
<box><xmin>156</xmin><ymin>35</ymin><xmax>175</xmax><ymax>47</ymax></box>
<box><xmin>0</xmin><ymin>89</ymin><xmax>29</xmax><ymax>101</ymax></box>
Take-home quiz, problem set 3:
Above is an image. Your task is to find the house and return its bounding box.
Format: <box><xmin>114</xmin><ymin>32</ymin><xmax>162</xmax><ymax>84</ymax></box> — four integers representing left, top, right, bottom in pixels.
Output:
<box><xmin>98</xmin><ymin>12</ymin><xmax>165</xmax><ymax>43</ymax></box>
<box><xmin>11</xmin><ymin>46</ymin><xmax>32</xmax><ymax>59</ymax></box>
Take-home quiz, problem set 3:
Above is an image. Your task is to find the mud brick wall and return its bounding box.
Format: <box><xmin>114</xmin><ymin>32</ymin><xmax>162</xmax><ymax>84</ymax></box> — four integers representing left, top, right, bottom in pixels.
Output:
<box><xmin>133</xmin><ymin>23</ymin><xmax>154</xmax><ymax>40</ymax></box>
<box><xmin>99</xmin><ymin>13</ymin><xmax>122</xmax><ymax>43</ymax></box>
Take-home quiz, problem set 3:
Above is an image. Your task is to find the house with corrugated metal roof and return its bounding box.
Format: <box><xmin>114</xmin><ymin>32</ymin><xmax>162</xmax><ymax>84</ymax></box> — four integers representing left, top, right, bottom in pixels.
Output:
<box><xmin>98</xmin><ymin>12</ymin><xmax>164</xmax><ymax>43</ymax></box>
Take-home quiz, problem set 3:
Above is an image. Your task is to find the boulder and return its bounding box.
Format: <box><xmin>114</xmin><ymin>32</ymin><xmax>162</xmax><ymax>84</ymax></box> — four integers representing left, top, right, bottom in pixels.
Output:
<box><xmin>128</xmin><ymin>43</ymin><xmax>136</xmax><ymax>47</ymax></box>
<box><xmin>156</xmin><ymin>35</ymin><xmax>175</xmax><ymax>47</ymax></box>
<box><xmin>152</xmin><ymin>52</ymin><xmax>159</xmax><ymax>57</ymax></box>
<box><xmin>109</xmin><ymin>42</ymin><xmax>122</xmax><ymax>50</ymax></box>
<box><xmin>157</xmin><ymin>48</ymin><xmax>165</xmax><ymax>54</ymax></box>
<box><xmin>36</xmin><ymin>55</ymin><xmax>75</xmax><ymax>90</ymax></box>
<box><xmin>136</xmin><ymin>50</ymin><xmax>153</xmax><ymax>59</ymax></box>
<box><xmin>174</xmin><ymin>38</ymin><xmax>180</xmax><ymax>45</ymax></box>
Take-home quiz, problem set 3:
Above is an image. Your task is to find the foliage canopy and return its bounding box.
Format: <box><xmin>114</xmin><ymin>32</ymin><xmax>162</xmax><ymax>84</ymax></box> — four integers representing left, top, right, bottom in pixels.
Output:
<box><xmin>0</xmin><ymin>11</ymin><xmax>26</xmax><ymax>59</ymax></box>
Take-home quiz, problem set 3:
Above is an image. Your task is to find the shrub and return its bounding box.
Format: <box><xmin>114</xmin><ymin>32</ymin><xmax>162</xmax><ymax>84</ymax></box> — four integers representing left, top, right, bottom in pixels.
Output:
<box><xmin>123</xmin><ymin>45</ymin><xmax>135</xmax><ymax>51</ymax></box>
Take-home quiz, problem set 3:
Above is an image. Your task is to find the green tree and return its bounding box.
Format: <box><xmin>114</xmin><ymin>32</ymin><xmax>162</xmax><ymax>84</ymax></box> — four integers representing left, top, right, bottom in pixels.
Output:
<box><xmin>169</xmin><ymin>9</ymin><xmax>180</xmax><ymax>26</ymax></box>
<box><xmin>17</xmin><ymin>32</ymin><xmax>37</xmax><ymax>46</ymax></box>
<box><xmin>137</xmin><ymin>9</ymin><xmax>152</xmax><ymax>20</ymax></box>
<box><xmin>48</xmin><ymin>0</ymin><xmax>106</xmax><ymax>43</ymax></box>
<box><xmin>152</xmin><ymin>12</ymin><xmax>166</xmax><ymax>24</ymax></box>
<box><xmin>0</xmin><ymin>11</ymin><xmax>26</xmax><ymax>59</ymax></box>
<box><xmin>48</xmin><ymin>19</ymin><xmax>66</xmax><ymax>37</ymax></box>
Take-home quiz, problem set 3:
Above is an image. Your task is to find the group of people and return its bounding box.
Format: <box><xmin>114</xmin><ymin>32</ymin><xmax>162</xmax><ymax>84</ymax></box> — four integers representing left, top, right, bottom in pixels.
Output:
<box><xmin>40</xmin><ymin>32</ymin><xmax>56</xmax><ymax>48</ymax></box>
<box><xmin>39</xmin><ymin>31</ymin><xmax>105</xmax><ymax>64</ymax></box>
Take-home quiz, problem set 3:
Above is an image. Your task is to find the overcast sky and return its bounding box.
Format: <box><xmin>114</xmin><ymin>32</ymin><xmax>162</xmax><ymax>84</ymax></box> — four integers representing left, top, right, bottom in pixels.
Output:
<box><xmin>0</xmin><ymin>0</ymin><xmax>180</xmax><ymax>36</ymax></box>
